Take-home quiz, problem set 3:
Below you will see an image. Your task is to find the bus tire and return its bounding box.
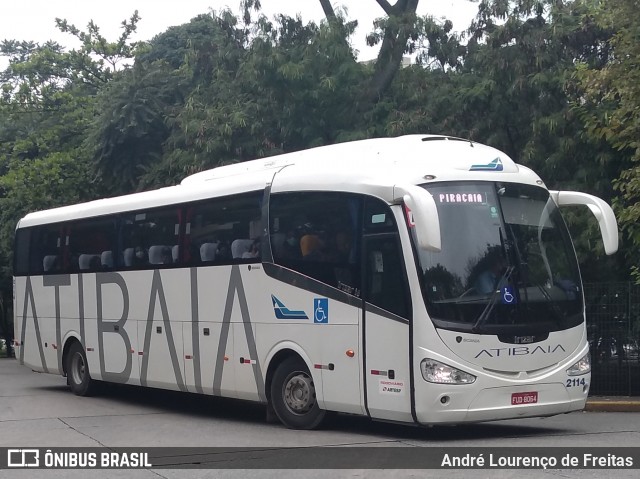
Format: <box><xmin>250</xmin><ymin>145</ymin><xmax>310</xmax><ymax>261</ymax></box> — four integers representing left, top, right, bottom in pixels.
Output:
<box><xmin>66</xmin><ymin>342</ymin><xmax>95</xmax><ymax>396</ymax></box>
<box><xmin>270</xmin><ymin>356</ymin><xmax>326</xmax><ymax>430</ymax></box>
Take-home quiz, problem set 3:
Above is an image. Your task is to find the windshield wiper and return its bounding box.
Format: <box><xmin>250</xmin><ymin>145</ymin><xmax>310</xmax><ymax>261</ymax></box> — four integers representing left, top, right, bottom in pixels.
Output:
<box><xmin>504</xmin><ymin>223</ymin><xmax>564</xmax><ymax>326</ymax></box>
<box><xmin>472</xmin><ymin>265</ymin><xmax>515</xmax><ymax>332</ymax></box>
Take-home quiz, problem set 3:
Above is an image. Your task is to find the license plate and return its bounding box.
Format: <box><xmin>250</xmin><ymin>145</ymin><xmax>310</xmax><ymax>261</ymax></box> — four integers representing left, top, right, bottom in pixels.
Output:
<box><xmin>511</xmin><ymin>391</ymin><xmax>538</xmax><ymax>405</ymax></box>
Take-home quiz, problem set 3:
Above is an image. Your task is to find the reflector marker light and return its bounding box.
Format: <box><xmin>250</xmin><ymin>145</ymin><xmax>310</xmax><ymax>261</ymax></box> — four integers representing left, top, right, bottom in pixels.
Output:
<box><xmin>314</xmin><ymin>363</ymin><xmax>335</xmax><ymax>370</ymax></box>
<box><xmin>240</xmin><ymin>357</ymin><xmax>256</xmax><ymax>365</ymax></box>
<box><xmin>86</xmin><ymin>348</ymin><xmax>94</xmax><ymax>352</ymax></box>
<box><xmin>370</xmin><ymin>370</ymin><xmax>388</xmax><ymax>376</ymax></box>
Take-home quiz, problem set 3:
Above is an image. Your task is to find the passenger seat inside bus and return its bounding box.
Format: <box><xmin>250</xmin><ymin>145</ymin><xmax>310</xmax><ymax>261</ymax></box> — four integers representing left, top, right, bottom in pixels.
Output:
<box><xmin>148</xmin><ymin>245</ymin><xmax>173</xmax><ymax>265</ymax></box>
<box><xmin>231</xmin><ymin>239</ymin><xmax>253</xmax><ymax>259</ymax></box>
<box><xmin>101</xmin><ymin>251</ymin><xmax>113</xmax><ymax>269</ymax></box>
<box><xmin>42</xmin><ymin>255</ymin><xmax>59</xmax><ymax>272</ymax></box>
<box><xmin>78</xmin><ymin>254</ymin><xmax>101</xmax><ymax>271</ymax></box>
<box><xmin>200</xmin><ymin>242</ymin><xmax>218</xmax><ymax>262</ymax></box>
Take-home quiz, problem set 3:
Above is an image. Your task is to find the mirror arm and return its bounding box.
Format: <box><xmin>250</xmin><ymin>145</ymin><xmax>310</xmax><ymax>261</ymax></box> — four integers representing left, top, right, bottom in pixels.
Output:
<box><xmin>550</xmin><ymin>190</ymin><xmax>619</xmax><ymax>255</ymax></box>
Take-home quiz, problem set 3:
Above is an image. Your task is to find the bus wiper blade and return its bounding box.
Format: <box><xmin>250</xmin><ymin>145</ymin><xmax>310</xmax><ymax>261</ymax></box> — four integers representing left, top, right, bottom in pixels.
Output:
<box><xmin>472</xmin><ymin>265</ymin><xmax>514</xmax><ymax>333</ymax></box>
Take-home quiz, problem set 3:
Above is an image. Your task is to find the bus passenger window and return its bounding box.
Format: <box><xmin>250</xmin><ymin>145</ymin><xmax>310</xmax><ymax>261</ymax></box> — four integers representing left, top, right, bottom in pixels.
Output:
<box><xmin>14</xmin><ymin>228</ymin><xmax>31</xmax><ymax>276</ymax></box>
<box><xmin>68</xmin><ymin>218</ymin><xmax>117</xmax><ymax>272</ymax></box>
<box><xmin>187</xmin><ymin>192</ymin><xmax>262</xmax><ymax>266</ymax></box>
<box><xmin>121</xmin><ymin>208</ymin><xmax>180</xmax><ymax>269</ymax></box>
<box><xmin>269</xmin><ymin>192</ymin><xmax>362</xmax><ymax>295</ymax></box>
<box><xmin>30</xmin><ymin>225</ymin><xmax>63</xmax><ymax>274</ymax></box>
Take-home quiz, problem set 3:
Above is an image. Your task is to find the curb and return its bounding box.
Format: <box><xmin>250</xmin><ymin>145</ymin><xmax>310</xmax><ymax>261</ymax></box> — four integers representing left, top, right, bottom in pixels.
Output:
<box><xmin>585</xmin><ymin>399</ymin><xmax>640</xmax><ymax>412</ymax></box>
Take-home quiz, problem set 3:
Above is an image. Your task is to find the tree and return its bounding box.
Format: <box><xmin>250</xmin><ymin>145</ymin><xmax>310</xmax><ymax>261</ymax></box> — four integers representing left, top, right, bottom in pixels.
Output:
<box><xmin>380</xmin><ymin>0</ymin><xmax>630</xmax><ymax>280</ymax></box>
<box><xmin>132</xmin><ymin>8</ymin><xmax>368</xmax><ymax>187</ymax></box>
<box><xmin>55</xmin><ymin>11</ymin><xmax>142</xmax><ymax>86</ymax></box>
<box><xmin>365</xmin><ymin>0</ymin><xmax>420</xmax><ymax>101</ymax></box>
<box><xmin>0</xmin><ymin>13</ymin><xmax>140</xmax><ymax>292</ymax></box>
<box><xmin>576</xmin><ymin>0</ymin><xmax>640</xmax><ymax>282</ymax></box>
<box><xmin>89</xmin><ymin>60</ymin><xmax>185</xmax><ymax>193</ymax></box>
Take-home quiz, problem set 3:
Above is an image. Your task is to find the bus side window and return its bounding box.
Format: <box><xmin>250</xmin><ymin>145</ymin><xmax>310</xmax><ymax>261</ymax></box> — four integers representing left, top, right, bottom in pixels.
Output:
<box><xmin>68</xmin><ymin>218</ymin><xmax>117</xmax><ymax>272</ymax></box>
<box><xmin>14</xmin><ymin>228</ymin><xmax>31</xmax><ymax>276</ymax></box>
<box><xmin>270</xmin><ymin>192</ymin><xmax>362</xmax><ymax>295</ymax></box>
<box><xmin>188</xmin><ymin>192</ymin><xmax>263</xmax><ymax>266</ymax></box>
<box><xmin>30</xmin><ymin>225</ymin><xmax>63</xmax><ymax>274</ymax></box>
<box><xmin>118</xmin><ymin>207</ymin><xmax>181</xmax><ymax>269</ymax></box>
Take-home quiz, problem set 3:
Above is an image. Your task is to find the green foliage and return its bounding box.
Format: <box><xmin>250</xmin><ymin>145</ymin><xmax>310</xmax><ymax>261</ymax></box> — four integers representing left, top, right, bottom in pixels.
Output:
<box><xmin>382</xmin><ymin>0</ymin><xmax>630</xmax><ymax>279</ymax></box>
<box><xmin>0</xmin><ymin>13</ymin><xmax>136</xmax><ymax>288</ymax></box>
<box><xmin>89</xmin><ymin>60</ymin><xmax>185</xmax><ymax>193</ymax></box>
<box><xmin>137</xmin><ymin>9</ymin><xmax>368</xmax><ymax>186</ymax></box>
<box><xmin>0</xmin><ymin>152</ymin><xmax>95</xmax><ymax>289</ymax></box>
<box><xmin>576</xmin><ymin>0</ymin><xmax>640</xmax><ymax>282</ymax></box>
<box><xmin>55</xmin><ymin>11</ymin><xmax>141</xmax><ymax>84</ymax></box>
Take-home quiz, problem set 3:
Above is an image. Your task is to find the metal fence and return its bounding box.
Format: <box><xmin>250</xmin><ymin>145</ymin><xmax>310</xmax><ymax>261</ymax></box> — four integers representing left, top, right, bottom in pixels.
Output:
<box><xmin>585</xmin><ymin>282</ymin><xmax>640</xmax><ymax>396</ymax></box>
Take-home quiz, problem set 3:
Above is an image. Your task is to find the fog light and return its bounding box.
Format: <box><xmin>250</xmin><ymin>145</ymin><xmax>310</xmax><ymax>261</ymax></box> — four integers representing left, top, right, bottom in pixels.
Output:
<box><xmin>566</xmin><ymin>353</ymin><xmax>591</xmax><ymax>376</ymax></box>
<box><xmin>421</xmin><ymin>358</ymin><xmax>476</xmax><ymax>384</ymax></box>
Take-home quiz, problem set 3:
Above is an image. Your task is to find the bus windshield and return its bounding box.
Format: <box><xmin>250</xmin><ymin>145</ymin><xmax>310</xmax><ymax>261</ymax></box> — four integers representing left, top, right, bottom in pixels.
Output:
<box><xmin>415</xmin><ymin>182</ymin><xmax>583</xmax><ymax>334</ymax></box>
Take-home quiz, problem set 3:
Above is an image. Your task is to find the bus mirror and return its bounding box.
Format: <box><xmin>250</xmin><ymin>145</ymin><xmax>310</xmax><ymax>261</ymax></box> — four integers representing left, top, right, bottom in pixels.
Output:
<box><xmin>550</xmin><ymin>190</ymin><xmax>619</xmax><ymax>255</ymax></box>
<box><xmin>395</xmin><ymin>185</ymin><xmax>441</xmax><ymax>252</ymax></box>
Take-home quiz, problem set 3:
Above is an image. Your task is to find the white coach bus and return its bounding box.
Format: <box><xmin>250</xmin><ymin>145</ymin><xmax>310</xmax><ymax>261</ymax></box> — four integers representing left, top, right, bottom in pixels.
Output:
<box><xmin>14</xmin><ymin>135</ymin><xmax>618</xmax><ymax>429</ymax></box>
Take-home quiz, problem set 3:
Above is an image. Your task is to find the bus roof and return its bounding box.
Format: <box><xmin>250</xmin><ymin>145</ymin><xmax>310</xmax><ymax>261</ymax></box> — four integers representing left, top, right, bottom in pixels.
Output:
<box><xmin>18</xmin><ymin>135</ymin><xmax>544</xmax><ymax>228</ymax></box>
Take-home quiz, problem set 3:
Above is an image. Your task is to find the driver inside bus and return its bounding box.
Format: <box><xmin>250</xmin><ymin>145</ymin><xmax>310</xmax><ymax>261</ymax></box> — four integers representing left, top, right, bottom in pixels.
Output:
<box><xmin>474</xmin><ymin>250</ymin><xmax>507</xmax><ymax>295</ymax></box>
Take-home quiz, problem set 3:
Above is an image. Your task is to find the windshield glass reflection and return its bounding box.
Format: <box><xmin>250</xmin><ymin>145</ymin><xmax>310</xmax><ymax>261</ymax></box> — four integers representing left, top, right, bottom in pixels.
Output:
<box><xmin>415</xmin><ymin>182</ymin><xmax>583</xmax><ymax>333</ymax></box>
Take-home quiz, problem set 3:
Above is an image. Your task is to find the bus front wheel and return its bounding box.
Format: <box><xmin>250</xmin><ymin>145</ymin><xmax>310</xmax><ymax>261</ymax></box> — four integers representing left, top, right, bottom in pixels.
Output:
<box><xmin>270</xmin><ymin>356</ymin><xmax>325</xmax><ymax>430</ymax></box>
<box><xmin>66</xmin><ymin>342</ymin><xmax>96</xmax><ymax>396</ymax></box>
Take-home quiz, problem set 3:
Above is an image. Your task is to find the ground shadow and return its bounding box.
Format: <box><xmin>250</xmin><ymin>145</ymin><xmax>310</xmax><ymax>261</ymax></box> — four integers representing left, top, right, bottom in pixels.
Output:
<box><xmin>35</xmin><ymin>379</ymin><xmax>570</xmax><ymax>442</ymax></box>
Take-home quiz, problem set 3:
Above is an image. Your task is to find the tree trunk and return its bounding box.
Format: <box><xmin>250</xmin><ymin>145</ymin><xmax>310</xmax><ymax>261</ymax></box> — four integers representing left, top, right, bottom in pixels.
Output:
<box><xmin>368</xmin><ymin>0</ymin><xmax>419</xmax><ymax>102</ymax></box>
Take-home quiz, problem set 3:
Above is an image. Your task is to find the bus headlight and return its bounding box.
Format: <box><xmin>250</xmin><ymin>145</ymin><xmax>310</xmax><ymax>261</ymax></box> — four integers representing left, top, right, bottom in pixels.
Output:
<box><xmin>566</xmin><ymin>353</ymin><xmax>591</xmax><ymax>376</ymax></box>
<box><xmin>420</xmin><ymin>358</ymin><xmax>476</xmax><ymax>384</ymax></box>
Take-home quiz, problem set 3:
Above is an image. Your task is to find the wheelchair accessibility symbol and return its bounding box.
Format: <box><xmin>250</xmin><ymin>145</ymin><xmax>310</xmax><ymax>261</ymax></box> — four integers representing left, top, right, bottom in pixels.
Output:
<box><xmin>314</xmin><ymin>298</ymin><xmax>329</xmax><ymax>324</ymax></box>
<box><xmin>501</xmin><ymin>286</ymin><xmax>517</xmax><ymax>304</ymax></box>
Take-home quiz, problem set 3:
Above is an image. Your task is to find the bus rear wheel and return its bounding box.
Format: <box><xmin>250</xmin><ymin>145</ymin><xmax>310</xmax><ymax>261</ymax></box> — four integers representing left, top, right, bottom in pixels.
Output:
<box><xmin>271</xmin><ymin>356</ymin><xmax>325</xmax><ymax>430</ymax></box>
<box><xmin>66</xmin><ymin>342</ymin><xmax>96</xmax><ymax>396</ymax></box>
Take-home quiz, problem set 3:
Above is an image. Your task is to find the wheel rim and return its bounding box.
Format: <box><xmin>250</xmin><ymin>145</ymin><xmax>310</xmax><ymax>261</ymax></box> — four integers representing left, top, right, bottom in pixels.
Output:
<box><xmin>71</xmin><ymin>351</ymin><xmax>86</xmax><ymax>385</ymax></box>
<box><xmin>283</xmin><ymin>371</ymin><xmax>315</xmax><ymax>415</ymax></box>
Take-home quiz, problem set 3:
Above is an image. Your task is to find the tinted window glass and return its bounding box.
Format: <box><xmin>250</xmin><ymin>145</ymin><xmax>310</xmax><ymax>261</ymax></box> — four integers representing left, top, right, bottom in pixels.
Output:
<box><xmin>14</xmin><ymin>228</ymin><xmax>31</xmax><ymax>276</ymax></box>
<box><xmin>30</xmin><ymin>225</ymin><xmax>63</xmax><ymax>274</ymax></box>
<box><xmin>68</xmin><ymin>218</ymin><xmax>117</xmax><ymax>272</ymax></box>
<box><xmin>415</xmin><ymin>182</ymin><xmax>582</xmax><ymax>332</ymax></box>
<box><xmin>364</xmin><ymin>197</ymin><xmax>397</xmax><ymax>233</ymax></box>
<box><xmin>364</xmin><ymin>234</ymin><xmax>410</xmax><ymax>318</ymax></box>
<box><xmin>121</xmin><ymin>208</ymin><xmax>181</xmax><ymax>268</ymax></box>
<box><xmin>270</xmin><ymin>192</ymin><xmax>362</xmax><ymax>295</ymax></box>
<box><xmin>188</xmin><ymin>192</ymin><xmax>263</xmax><ymax>265</ymax></box>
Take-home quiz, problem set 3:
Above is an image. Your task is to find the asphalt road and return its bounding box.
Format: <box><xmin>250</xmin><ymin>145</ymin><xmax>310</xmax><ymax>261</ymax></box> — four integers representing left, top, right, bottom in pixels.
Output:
<box><xmin>1</xmin><ymin>357</ymin><xmax>639</xmax><ymax>478</ymax></box>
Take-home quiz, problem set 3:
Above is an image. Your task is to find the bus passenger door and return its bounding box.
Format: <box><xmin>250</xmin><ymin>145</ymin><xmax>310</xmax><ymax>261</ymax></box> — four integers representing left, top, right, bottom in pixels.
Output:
<box><xmin>363</xmin><ymin>233</ymin><xmax>413</xmax><ymax>422</ymax></box>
